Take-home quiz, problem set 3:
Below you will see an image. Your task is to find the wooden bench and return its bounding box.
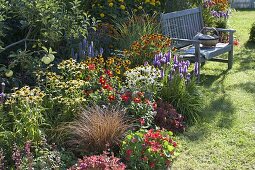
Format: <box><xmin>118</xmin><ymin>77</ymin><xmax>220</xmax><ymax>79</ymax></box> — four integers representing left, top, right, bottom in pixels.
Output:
<box><xmin>160</xmin><ymin>7</ymin><xmax>236</xmax><ymax>80</ymax></box>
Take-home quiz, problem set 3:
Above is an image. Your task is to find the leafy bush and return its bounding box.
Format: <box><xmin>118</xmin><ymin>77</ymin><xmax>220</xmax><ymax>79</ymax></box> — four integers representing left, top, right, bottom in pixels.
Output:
<box><xmin>249</xmin><ymin>22</ymin><xmax>255</xmax><ymax>43</ymax></box>
<box><xmin>0</xmin><ymin>0</ymin><xmax>99</xmax><ymax>88</ymax></box>
<box><xmin>68</xmin><ymin>151</ymin><xmax>126</xmax><ymax>170</ymax></box>
<box><xmin>61</xmin><ymin>105</ymin><xmax>131</xmax><ymax>153</ymax></box>
<box><xmin>121</xmin><ymin>129</ymin><xmax>179</xmax><ymax>170</ymax></box>
<box><xmin>1</xmin><ymin>86</ymin><xmax>46</xmax><ymax>147</ymax></box>
<box><xmin>155</xmin><ymin>99</ymin><xmax>185</xmax><ymax>132</ymax></box>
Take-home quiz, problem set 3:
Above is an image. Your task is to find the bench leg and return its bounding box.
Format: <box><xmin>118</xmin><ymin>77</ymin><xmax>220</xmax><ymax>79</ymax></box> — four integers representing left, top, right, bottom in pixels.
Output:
<box><xmin>228</xmin><ymin>48</ymin><xmax>233</xmax><ymax>69</ymax></box>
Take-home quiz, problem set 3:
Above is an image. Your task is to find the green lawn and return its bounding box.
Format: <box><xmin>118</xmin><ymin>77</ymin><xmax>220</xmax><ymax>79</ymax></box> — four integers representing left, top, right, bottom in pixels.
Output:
<box><xmin>172</xmin><ymin>10</ymin><xmax>255</xmax><ymax>170</ymax></box>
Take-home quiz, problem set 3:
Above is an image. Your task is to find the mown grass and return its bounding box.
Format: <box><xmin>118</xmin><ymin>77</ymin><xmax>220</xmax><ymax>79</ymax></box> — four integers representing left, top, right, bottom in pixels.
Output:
<box><xmin>172</xmin><ymin>10</ymin><xmax>255</xmax><ymax>170</ymax></box>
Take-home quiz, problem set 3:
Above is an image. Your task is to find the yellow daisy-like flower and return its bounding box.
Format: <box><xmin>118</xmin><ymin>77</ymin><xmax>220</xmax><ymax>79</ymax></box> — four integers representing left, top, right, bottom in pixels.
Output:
<box><xmin>100</xmin><ymin>13</ymin><xmax>105</xmax><ymax>18</ymax></box>
<box><xmin>116</xmin><ymin>69</ymin><xmax>121</xmax><ymax>74</ymax></box>
<box><xmin>120</xmin><ymin>5</ymin><xmax>126</xmax><ymax>10</ymax></box>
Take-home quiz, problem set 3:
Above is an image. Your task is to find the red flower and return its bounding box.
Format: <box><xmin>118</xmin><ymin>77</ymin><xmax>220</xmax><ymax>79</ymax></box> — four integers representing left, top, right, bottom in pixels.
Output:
<box><xmin>126</xmin><ymin>149</ymin><xmax>133</xmax><ymax>156</ymax></box>
<box><xmin>107</xmin><ymin>85</ymin><xmax>113</xmax><ymax>91</ymax></box>
<box><xmin>88</xmin><ymin>64</ymin><xmax>95</xmax><ymax>70</ymax></box>
<box><xmin>121</xmin><ymin>94</ymin><xmax>129</xmax><ymax>102</ymax></box>
<box><xmin>152</xmin><ymin>102</ymin><xmax>157</xmax><ymax>110</ymax></box>
<box><xmin>234</xmin><ymin>39</ymin><xmax>239</xmax><ymax>46</ymax></box>
<box><xmin>106</xmin><ymin>70</ymin><xmax>113</xmax><ymax>77</ymax></box>
<box><xmin>149</xmin><ymin>162</ymin><xmax>155</xmax><ymax>168</ymax></box>
<box><xmin>102</xmin><ymin>84</ymin><xmax>109</xmax><ymax>89</ymax></box>
<box><xmin>172</xmin><ymin>141</ymin><xmax>177</xmax><ymax>147</ymax></box>
<box><xmin>99</xmin><ymin>76</ymin><xmax>106</xmax><ymax>84</ymax></box>
<box><xmin>133</xmin><ymin>97</ymin><xmax>141</xmax><ymax>103</ymax></box>
<box><xmin>108</xmin><ymin>95</ymin><xmax>115</xmax><ymax>101</ymax></box>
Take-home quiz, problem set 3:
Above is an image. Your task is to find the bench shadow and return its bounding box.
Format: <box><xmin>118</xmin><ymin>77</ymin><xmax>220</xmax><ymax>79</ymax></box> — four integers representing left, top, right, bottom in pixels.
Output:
<box><xmin>184</xmin><ymin>70</ymin><xmax>236</xmax><ymax>141</ymax></box>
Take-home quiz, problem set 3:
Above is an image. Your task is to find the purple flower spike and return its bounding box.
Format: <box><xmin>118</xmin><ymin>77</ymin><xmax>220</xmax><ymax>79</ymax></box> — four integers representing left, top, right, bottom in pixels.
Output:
<box><xmin>165</xmin><ymin>51</ymin><xmax>171</xmax><ymax>63</ymax></box>
<box><xmin>173</xmin><ymin>64</ymin><xmax>178</xmax><ymax>69</ymax></box>
<box><xmin>100</xmin><ymin>48</ymin><xmax>104</xmax><ymax>55</ymax></box>
<box><xmin>183</xmin><ymin>65</ymin><xmax>188</xmax><ymax>74</ymax></box>
<box><xmin>179</xmin><ymin>66</ymin><xmax>183</xmax><ymax>73</ymax></box>
<box><xmin>153</xmin><ymin>60</ymin><xmax>158</xmax><ymax>67</ymax></box>
<box><xmin>160</xmin><ymin>69</ymin><xmax>165</xmax><ymax>79</ymax></box>
<box><xmin>174</xmin><ymin>55</ymin><xmax>178</xmax><ymax>64</ymax></box>
<box><xmin>194</xmin><ymin>62</ymin><xmax>199</xmax><ymax>76</ymax></box>
<box><xmin>186</xmin><ymin>60</ymin><xmax>191</xmax><ymax>67</ymax></box>
<box><xmin>160</xmin><ymin>57</ymin><xmax>166</xmax><ymax>64</ymax></box>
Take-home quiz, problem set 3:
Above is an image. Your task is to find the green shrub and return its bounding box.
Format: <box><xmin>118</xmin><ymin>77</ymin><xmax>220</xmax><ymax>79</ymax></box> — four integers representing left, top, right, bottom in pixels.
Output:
<box><xmin>249</xmin><ymin>22</ymin><xmax>255</xmax><ymax>43</ymax></box>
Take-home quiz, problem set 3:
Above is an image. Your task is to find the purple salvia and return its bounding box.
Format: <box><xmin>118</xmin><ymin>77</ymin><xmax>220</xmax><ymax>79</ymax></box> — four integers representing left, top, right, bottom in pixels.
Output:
<box><xmin>82</xmin><ymin>38</ymin><xmax>87</xmax><ymax>51</ymax></box>
<box><xmin>144</xmin><ymin>61</ymin><xmax>149</xmax><ymax>66</ymax></box>
<box><xmin>160</xmin><ymin>57</ymin><xmax>166</xmax><ymax>64</ymax></box>
<box><xmin>153</xmin><ymin>60</ymin><xmax>158</xmax><ymax>67</ymax></box>
<box><xmin>186</xmin><ymin>60</ymin><xmax>191</xmax><ymax>67</ymax></box>
<box><xmin>165</xmin><ymin>51</ymin><xmax>171</xmax><ymax>64</ymax></box>
<box><xmin>186</xmin><ymin>73</ymin><xmax>191</xmax><ymax>82</ymax></box>
<box><xmin>100</xmin><ymin>48</ymin><xmax>104</xmax><ymax>55</ymax></box>
<box><xmin>194</xmin><ymin>62</ymin><xmax>199</xmax><ymax>76</ymax></box>
<box><xmin>183</xmin><ymin>65</ymin><xmax>188</xmax><ymax>74</ymax></box>
<box><xmin>179</xmin><ymin>66</ymin><xmax>183</xmax><ymax>73</ymax></box>
<box><xmin>160</xmin><ymin>69</ymin><xmax>165</xmax><ymax>79</ymax></box>
<box><xmin>173</xmin><ymin>64</ymin><xmax>178</xmax><ymax>69</ymax></box>
<box><xmin>173</xmin><ymin>55</ymin><xmax>178</xmax><ymax>64</ymax></box>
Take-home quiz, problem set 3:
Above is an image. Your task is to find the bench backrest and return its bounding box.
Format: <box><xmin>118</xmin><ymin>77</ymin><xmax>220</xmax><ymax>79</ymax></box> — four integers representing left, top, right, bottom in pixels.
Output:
<box><xmin>160</xmin><ymin>7</ymin><xmax>204</xmax><ymax>40</ymax></box>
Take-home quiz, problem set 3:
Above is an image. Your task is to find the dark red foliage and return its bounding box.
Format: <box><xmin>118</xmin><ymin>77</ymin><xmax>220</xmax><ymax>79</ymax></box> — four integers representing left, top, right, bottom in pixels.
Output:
<box><xmin>154</xmin><ymin>100</ymin><xmax>185</xmax><ymax>132</ymax></box>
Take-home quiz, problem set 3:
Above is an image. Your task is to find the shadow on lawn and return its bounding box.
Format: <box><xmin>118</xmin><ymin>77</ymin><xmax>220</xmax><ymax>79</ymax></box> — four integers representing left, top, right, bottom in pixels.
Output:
<box><xmin>235</xmin><ymin>42</ymin><xmax>255</xmax><ymax>71</ymax></box>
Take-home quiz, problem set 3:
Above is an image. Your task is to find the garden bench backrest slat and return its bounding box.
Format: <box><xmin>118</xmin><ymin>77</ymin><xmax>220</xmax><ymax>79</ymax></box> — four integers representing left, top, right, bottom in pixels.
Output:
<box><xmin>161</xmin><ymin>7</ymin><xmax>204</xmax><ymax>40</ymax></box>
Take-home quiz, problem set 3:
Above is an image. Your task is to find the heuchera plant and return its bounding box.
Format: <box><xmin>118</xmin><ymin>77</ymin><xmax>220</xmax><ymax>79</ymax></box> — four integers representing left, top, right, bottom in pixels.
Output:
<box><xmin>155</xmin><ymin>99</ymin><xmax>185</xmax><ymax>133</ymax></box>
<box><xmin>121</xmin><ymin>129</ymin><xmax>179</xmax><ymax>170</ymax></box>
<box><xmin>68</xmin><ymin>151</ymin><xmax>126</xmax><ymax>170</ymax></box>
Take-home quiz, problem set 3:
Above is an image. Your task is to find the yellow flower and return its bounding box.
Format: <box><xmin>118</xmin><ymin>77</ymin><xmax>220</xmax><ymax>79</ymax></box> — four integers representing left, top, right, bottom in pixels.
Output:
<box><xmin>109</xmin><ymin>2</ymin><xmax>113</xmax><ymax>7</ymax></box>
<box><xmin>118</xmin><ymin>0</ymin><xmax>124</xmax><ymax>2</ymax></box>
<box><xmin>120</xmin><ymin>5</ymin><xmax>126</xmax><ymax>10</ymax></box>
<box><xmin>116</xmin><ymin>69</ymin><xmax>121</xmax><ymax>74</ymax></box>
<box><xmin>100</xmin><ymin>13</ymin><xmax>105</xmax><ymax>18</ymax></box>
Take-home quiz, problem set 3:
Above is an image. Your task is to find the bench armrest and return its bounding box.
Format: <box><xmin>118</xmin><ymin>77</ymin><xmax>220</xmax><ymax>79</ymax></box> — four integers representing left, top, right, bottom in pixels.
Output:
<box><xmin>171</xmin><ymin>38</ymin><xmax>200</xmax><ymax>44</ymax></box>
<box><xmin>204</xmin><ymin>27</ymin><xmax>236</xmax><ymax>33</ymax></box>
